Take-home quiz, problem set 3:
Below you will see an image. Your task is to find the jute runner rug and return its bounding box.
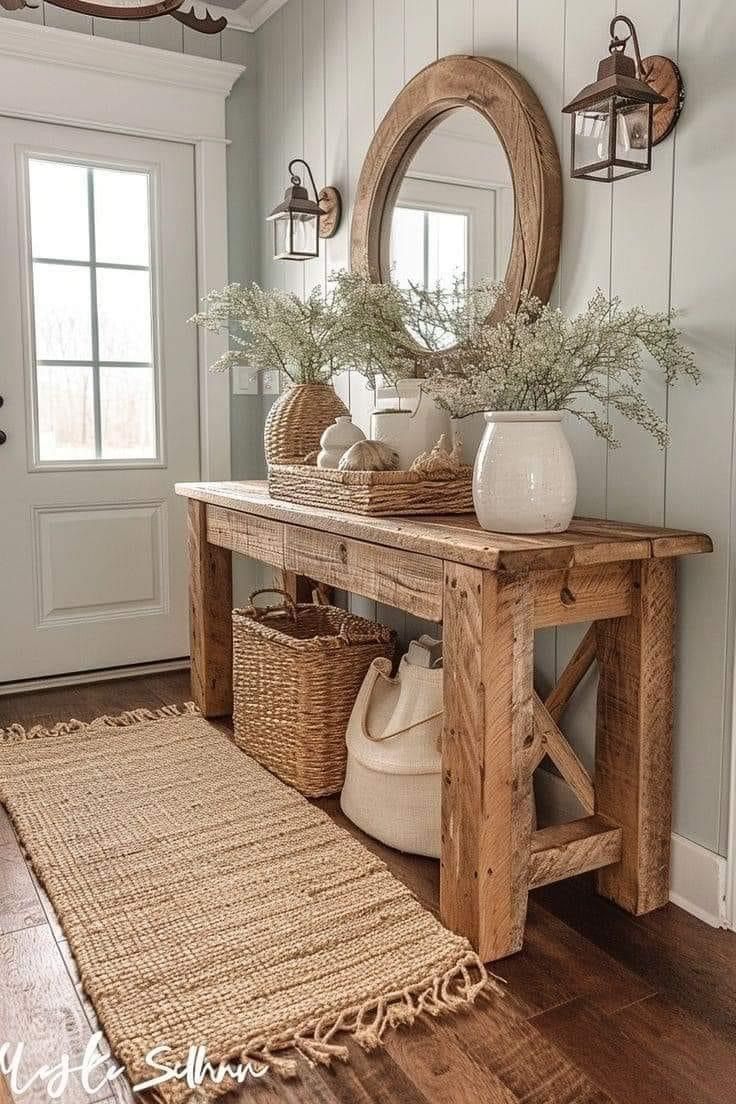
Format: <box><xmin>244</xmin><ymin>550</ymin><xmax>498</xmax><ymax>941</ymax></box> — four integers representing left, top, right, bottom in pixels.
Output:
<box><xmin>0</xmin><ymin>707</ymin><xmax>499</xmax><ymax>1104</ymax></box>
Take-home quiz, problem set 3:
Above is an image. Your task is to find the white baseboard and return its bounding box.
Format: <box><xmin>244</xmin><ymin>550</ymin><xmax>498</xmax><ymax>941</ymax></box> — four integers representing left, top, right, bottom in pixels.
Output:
<box><xmin>534</xmin><ymin>768</ymin><xmax>730</xmax><ymax>929</ymax></box>
<box><xmin>670</xmin><ymin>832</ymin><xmax>728</xmax><ymax>929</ymax></box>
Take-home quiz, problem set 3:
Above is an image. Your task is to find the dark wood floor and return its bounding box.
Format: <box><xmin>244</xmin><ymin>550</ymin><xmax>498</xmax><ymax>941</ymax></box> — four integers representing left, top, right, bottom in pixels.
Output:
<box><xmin>1</xmin><ymin>671</ymin><xmax>735</xmax><ymax>1104</ymax></box>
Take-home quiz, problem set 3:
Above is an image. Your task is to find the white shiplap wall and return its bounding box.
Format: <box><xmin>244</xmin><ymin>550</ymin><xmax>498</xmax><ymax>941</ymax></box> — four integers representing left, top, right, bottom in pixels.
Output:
<box><xmin>255</xmin><ymin>0</ymin><xmax>736</xmax><ymax>857</ymax></box>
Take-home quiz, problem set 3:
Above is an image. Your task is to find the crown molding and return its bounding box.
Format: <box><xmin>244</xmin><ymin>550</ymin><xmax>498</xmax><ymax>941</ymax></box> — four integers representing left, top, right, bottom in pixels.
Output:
<box><xmin>0</xmin><ymin>21</ymin><xmax>244</xmax><ymax>93</ymax></box>
<box><xmin>223</xmin><ymin>0</ymin><xmax>288</xmax><ymax>32</ymax></box>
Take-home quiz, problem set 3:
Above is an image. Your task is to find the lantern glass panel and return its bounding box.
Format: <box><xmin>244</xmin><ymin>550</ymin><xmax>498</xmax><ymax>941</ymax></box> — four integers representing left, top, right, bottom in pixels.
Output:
<box><xmin>290</xmin><ymin>211</ymin><xmax>319</xmax><ymax>257</ymax></box>
<box><xmin>612</xmin><ymin>97</ymin><xmax>652</xmax><ymax>171</ymax></box>
<box><xmin>572</xmin><ymin>97</ymin><xmax>613</xmax><ymax>176</ymax></box>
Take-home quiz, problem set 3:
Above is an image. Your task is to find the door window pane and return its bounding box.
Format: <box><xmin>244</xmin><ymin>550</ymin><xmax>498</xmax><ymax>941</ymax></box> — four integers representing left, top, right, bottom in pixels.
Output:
<box><xmin>94</xmin><ymin>168</ymin><xmax>150</xmax><ymax>266</ymax></box>
<box><xmin>28</xmin><ymin>160</ymin><xmax>89</xmax><ymax>262</ymax></box>
<box><xmin>391</xmin><ymin>205</ymin><xmax>468</xmax><ymax>349</ymax></box>
<box><xmin>27</xmin><ymin>157</ymin><xmax>158</xmax><ymax>464</ymax></box>
<box><xmin>33</xmin><ymin>262</ymin><xmax>93</xmax><ymax>362</ymax></box>
<box><xmin>427</xmin><ymin>210</ymin><xmax>468</xmax><ymax>291</ymax></box>
<box><xmin>97</xmin><ymin>269</ymin><xmax>153</xmax><ymax>363</ymax></box>
<box><xmin>100</xmin><ymin>365</ymin><xmax>156</xmax><ymax>460</ymax></box>
<box><xmin>390</xmin><ymin>206</ymin><xmax>425</xmax><ymax>289</ymax></box>
<box><xmin>37</xmin><ymin>364</ymin><xmax>95</xmax><ymax>461</ymax></box>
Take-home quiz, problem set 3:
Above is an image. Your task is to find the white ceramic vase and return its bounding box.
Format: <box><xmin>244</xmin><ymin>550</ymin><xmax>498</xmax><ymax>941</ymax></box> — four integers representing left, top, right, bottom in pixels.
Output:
<box><xmin>473</xmin><ymin>411</ymin><xmax>577</xmax><ymax>534</ymax></box>
<box><xmin>450</xmin><ymin>413</ymin><xmax>485</xmax><ymax>465</ymax></box>
<box><xmin>371</xmin><ymin>381</ymin><xmax>451</xmax><ymax>470</ymax></box>
<box><xmin>317</xmin><ymin>416</ymin><xmax>365</xmax><ymax>468</ymax></box>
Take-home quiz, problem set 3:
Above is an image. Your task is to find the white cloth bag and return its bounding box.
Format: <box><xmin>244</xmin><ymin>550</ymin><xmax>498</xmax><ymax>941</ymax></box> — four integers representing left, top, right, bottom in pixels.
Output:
<box><xmin>340</xmin><ymin>655</ymin><xmax>443</xmax><ymax>858</ymax></box>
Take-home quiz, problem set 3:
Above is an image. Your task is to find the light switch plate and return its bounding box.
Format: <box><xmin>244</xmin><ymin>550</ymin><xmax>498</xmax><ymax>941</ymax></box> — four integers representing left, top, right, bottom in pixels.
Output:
<box><xmin>261</xmin><ymin>370</ymin><xmax>281</xmax><ymax>396</ymax></box>
<box><xmin>232</xmin><ymin>365</ymin><xmax>259</xmax><ymax>395</ymax></box>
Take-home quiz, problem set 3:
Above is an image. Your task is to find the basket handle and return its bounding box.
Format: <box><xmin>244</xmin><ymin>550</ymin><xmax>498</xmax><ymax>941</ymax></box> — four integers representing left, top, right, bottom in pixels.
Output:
<box><xmin>247</xmin><ymin>588</ymin><xmax>298</xmax><ymax>622</ymax></box>
<box><xmin>338</xmin><ymin>616</ymin><xmax>392</xmax><ymax>646</ymax></box>
<box><xmin>358</xmin><ymin>658</ymin><xmax>443</xmax><ymax>742</ymax></box>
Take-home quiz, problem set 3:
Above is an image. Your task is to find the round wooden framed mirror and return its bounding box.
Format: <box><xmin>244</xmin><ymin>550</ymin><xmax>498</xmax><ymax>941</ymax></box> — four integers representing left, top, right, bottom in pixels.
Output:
<box><xmin>351</xmin><ymin>55</ymin><xmax>562</xmax><ymax>349</ymax></box>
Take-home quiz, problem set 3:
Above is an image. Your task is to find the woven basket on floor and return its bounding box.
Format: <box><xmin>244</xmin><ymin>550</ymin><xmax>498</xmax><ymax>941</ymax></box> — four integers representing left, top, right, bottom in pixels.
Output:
<box><xmin>263</xmin><ymin>383</ymin><xmax>349</xmax><ymax>465</ymax></box>
<box><xmin>232</xmin><ymin>590</ymin><xmax>396</xmax><ymax>797</ymax></box>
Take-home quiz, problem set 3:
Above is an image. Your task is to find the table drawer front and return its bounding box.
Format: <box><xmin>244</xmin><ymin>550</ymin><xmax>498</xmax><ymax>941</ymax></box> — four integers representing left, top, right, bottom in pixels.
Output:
<box><xmin>207</xmin><ymin>505</ymin><xmax>284</xmax><ymax>568</ymax></box>
<box><xmin>532</xmin><ymin>561</ymin><xmax>633</xmax><ymax>627</ymax></box>
<box><xmin>283</xmin><ymin>524</ymin><xmax>443</xmax><ymax>621</ymax></box>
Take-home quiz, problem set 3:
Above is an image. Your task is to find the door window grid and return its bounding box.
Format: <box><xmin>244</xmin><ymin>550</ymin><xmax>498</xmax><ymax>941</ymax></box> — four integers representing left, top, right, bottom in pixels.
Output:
<box><xmin>28</xmin><ymin>158</ymin><xmax>158</xmax><ymax>464</ymax></box>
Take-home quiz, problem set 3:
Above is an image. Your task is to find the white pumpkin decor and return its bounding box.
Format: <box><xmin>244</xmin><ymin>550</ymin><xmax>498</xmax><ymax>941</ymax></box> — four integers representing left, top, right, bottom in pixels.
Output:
<box><xmin>317</xmin><ymin>416</ymin><xmax>365</xmax><ymax>469</ymax></box>
<box><xmin>338</xmin><ymin>439</ymin><xmax>399</xmax><ymax>472</ymax></box>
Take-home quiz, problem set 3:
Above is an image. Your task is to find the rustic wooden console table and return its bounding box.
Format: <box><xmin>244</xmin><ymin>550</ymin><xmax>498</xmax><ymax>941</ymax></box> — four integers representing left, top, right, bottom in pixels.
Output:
<box><xmin>176</xmin><ymin>480</ymin><xmax>712</xmax><ymax>962</ymax></box>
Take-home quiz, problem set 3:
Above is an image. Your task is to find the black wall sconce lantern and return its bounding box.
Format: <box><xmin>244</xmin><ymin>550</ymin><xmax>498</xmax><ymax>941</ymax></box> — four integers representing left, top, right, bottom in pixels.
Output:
<box><xmin>562</xmin><ymin>15</ymin><xmax>684</xmax><ymax>182</ymax></box>
<box><xmin>267</xmin><ymin>159</ymin><xmax>342</xmax><ymax>261</ymax></box>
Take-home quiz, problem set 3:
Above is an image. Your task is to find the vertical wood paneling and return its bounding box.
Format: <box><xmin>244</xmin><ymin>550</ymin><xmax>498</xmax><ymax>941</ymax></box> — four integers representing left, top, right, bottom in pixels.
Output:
<box><xmin>373</xmin><ymin>0</ymin><xmax>405</xmax><ymax>122</ymax></box>
<box><xmin>404</xmin><ymin>0</ymin><xmax>438</xmax><ymax>80</ymax></box>
<box><xmin>259</xmin><ymin>10</ymin><xmax>287</xmax><ymax>294</ymax></box>
<box><xmin>302</xmin><ymin>0</ymin><xmax>326</xmax><ymax>296</ymax></box>
<box><xmin>324</xmin><ymin>0</ymin><xmax>350</xmax><ymax>406</ymax></box>
<box><xmin>281</xmin><ymin>0</ymin><xmax>306</xmax><ymax>298</ymax></box>
<box><xmin>43</xmin><ymin>5</ymin><xmax>92</xmax><ymax>33</ymax></box>
<box><xmin>373</xmin><ymin>0</ymin><xmax>410</xmax><ymax>640</ymax></box>
<box><xmin>93</xmin><ymin>16</ymin><xmax>139</xmax><ymax>42</ymax></box>
<box><xmin>517</xmin><ymin>0</ymin><xmax>565</xmax><ymax>699</ymax></box>
<box><xmin>607</xmin><ymin>0</ymin><xmax>678</xmax><ymax>525</ymax></box>
<box><xmin>346</xmin><ymin>0</ymin><xmax>377</xmax><ymax>439</ymax></box>
<box><xmin>139</xmin><ymin>18</ymin><xmax>184</xmax><ymax>51</ymax></box>
<box><xmin>668</xmin><ymin>0</ymin><xmax>736</xmax><ymax>852</ymax></box>
<box><xmin>553</xmin><ymin>0</ymin><xmax>616</xmax><ymax>773</ymax></box>
<box><xmin>473</xmin><ymin>0</ymin><xmax>516</xmax><ymax>64</ymax></box>
<box><xmin>182</xmin><ymin>26</ymin><xmax>221</xmax><ymax>59</ymax></box>
<box><xmin>438</xmin><ymin>0</ymin><xmax>473</xmax><ymax>55</ymax></box>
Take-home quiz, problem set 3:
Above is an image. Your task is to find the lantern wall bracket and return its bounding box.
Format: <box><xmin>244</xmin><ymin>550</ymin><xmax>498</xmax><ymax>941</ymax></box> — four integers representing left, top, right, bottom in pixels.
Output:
<box><xmin>609</xmin><ymin>14</ymin><xmax>684</xmax><ymax>146</ymax></box>
<box><xmin>287</xmin><ymin>158</ymin><xmax>342</xmax><ymax>241</ymax></box>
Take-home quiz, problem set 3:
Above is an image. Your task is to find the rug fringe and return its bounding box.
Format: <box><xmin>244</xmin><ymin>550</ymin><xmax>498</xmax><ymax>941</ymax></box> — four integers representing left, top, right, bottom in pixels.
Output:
<box><xmin>135</xmin><ymin>952</ymin><xmax>503</xmax><ymax>1103</ymax></box>
<box><xmin>0</xmin><ymin>701</ymin><xmax>200</xmax><ymax>744</ymax></box>
<box><xmin>240</xmin><ymin>952</ymin><xmax>502</xmax><ymax>1079</ymax></box>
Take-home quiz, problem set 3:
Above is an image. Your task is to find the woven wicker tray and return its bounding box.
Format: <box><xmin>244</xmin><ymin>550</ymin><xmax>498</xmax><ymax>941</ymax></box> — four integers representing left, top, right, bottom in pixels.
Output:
<box><xmin>268</xmin><ymin>463</ymin><xmax>474</xmax><ymax>515</ymax></box>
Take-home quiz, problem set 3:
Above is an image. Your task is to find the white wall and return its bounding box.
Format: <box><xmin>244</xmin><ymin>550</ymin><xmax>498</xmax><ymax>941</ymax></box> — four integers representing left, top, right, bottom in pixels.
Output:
<box><xmin>255</xmin><ymin>0</ymin><xmax>736</xmax><ymax>859</ymax></box>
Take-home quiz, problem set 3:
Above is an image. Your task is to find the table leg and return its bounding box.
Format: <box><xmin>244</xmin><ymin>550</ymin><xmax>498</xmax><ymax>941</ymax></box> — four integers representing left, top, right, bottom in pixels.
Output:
<box><xmin>594</xmin><ymin>558</ymin><xmax>676</xmax><ymax>913</ymax></box>
<box><xmin>187</xmin><ymin>499</ymin><xmax>233</xmax><ymax>717</ymax></box>
<box><xmin>441</xmin><ymin>564</ymin><xmax>534</xmax><ymax>961</ymax></box>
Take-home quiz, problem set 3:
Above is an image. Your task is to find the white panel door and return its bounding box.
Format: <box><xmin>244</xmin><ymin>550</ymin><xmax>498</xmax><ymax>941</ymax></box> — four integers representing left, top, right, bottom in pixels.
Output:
<box><xmin>0</xmin><ymin>119</ymin><xmax>199</xmax><ymax>683</ymax></box>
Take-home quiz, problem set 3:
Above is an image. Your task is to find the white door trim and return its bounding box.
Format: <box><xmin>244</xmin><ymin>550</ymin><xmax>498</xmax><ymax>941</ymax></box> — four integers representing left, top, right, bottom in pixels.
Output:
<box><xmin>727</xmin><ymin>642</ymin><xmax>736</xmax><ymax>929</ymax></box>
<box><xmin>0</xmin><ymin>22</ymin><xmax>244</xmax><ymax>481</ymax></box>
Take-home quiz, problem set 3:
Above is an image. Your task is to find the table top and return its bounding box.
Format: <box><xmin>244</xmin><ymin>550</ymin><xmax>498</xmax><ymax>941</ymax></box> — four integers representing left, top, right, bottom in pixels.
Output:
<box><xmin>176</xmin><ymin>481</ymin><xmax>713</xmax><ymax>572</ymax></box>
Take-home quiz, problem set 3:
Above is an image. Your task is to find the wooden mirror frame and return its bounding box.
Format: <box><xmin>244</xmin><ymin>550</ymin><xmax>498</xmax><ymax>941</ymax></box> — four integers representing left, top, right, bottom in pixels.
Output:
<box><xmin>351</xmin><ymin>55</ymin><xmax>562</xmax><ymax>341</ymax></box>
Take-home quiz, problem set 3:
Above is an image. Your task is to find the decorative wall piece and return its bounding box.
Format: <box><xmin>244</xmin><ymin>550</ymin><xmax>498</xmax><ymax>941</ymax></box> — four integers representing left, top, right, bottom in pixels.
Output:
<box><xmin>0</xmin><ymin>0</ymin><xmax>227</xmax><ymax>35</ymax></box>
<box><xmin>562</xmin><ymin>15</ymin><xmax>685</xmax><ymax>181</ymax></box>
<box><xmin>267</xmin><ymin>158</ymin><xmax>342</xmax><ymax>261</ymax></box>
<box><xmin>351</xmin><ymin>54</ymin><xmax>562</xmax><ymax>341</ymax></box>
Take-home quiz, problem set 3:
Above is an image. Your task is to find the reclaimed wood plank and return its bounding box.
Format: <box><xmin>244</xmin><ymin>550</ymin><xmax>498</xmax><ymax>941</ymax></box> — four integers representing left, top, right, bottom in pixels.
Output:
<box><xmin>206</xmin><ymin>504</ymin><xmax>284</xmax><ymax>569</ymax></box>
<box><xmin>177</xmin><ymin>482</ymin><xmax>712</xmax><ymax>573</ymax></box>
<box><xmin>441</xmin><ymin>565</ymin><xmax>533</xmax><ymax>960</ymax></box>
<box><xmin>529</xmin><ymin>817</ymin><xmax>623</xmax><ymax>889</ymax></box>
<box><xmin>187</xmin><ymin>499</ymin><xmax>233</xmax><ymax>718</ymax></box>
<box><xmin>594</xmin><ymin>559</ymin><xmax>676</xmax><ymax>913</ymax></box>
<box><xmin>545</xmin><ymin>626</ymin><xmax>597</xmax><ymax>723</ymax></box>
<box><xmin>532</xmin><ymin>695</ymin><xmax>596</xmax><ymax>814</ymax></box>
<box><xmin>532</xmin><ymin>562</ymin><xmax>633</xmax><ymax>628</ymax></box>
<box><xmin>283</xmin><ymin>524</ymin><xmax>444</xmax><ymax>620</ymax></box>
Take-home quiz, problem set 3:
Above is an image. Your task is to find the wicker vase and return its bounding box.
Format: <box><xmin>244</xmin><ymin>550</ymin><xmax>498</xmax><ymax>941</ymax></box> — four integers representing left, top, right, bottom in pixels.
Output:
<box><xmin>264</xmin><ymin>383</ymin><xmax>349</xmax><ymax>466</ymax></box>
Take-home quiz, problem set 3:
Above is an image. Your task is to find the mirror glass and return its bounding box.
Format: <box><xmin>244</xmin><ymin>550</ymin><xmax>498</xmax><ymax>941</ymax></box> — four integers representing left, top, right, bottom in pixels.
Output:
<box><xmin>386</xmin><ymin>108</ymin><xmax>514</xmax><ymax>347</ymax></box>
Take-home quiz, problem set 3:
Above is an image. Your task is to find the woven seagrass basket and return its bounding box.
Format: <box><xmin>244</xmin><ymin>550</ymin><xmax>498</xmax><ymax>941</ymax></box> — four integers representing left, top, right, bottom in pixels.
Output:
<box><xmin>232</xmin><ymin>589</ymin><xmax>396</xmax><ymax>797</ymax></box>
<box><xmin>263</xmin><ymin>383</ymin><xmax>349</xmax><ymax>465</ymax></box>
